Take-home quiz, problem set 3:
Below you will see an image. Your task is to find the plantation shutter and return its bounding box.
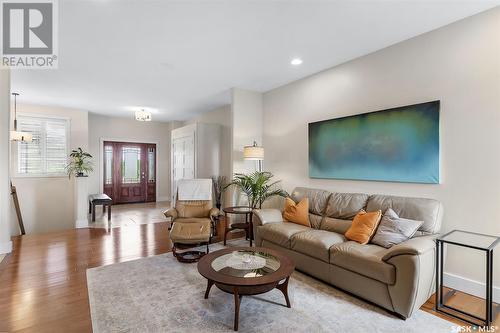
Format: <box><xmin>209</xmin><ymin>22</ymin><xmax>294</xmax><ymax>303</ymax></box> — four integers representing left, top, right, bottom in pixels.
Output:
<box><xmin>17</xmin><ymin>116</ymin><xmax>69</xmax><ymax>176</ymax></box>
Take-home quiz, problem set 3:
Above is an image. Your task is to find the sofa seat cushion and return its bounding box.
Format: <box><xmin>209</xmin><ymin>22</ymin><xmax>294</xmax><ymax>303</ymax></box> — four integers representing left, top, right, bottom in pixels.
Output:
<box><xmin>291</xmin><ymin>230</ymin><xmax>345</xmax><ymax>262</ymax></box>
<box><xmin>259</xmin><ymin>222</ymin><xmax>311</xmax><ymax>248</ymax></box>
<box><xmin>329</xmin><ymin>241</ymin><xmax>395</xmax><ymax>284</ymax></box>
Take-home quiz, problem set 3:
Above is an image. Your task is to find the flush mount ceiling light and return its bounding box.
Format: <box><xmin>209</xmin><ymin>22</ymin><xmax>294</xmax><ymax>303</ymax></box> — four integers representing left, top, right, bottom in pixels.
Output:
<box><xmin>10</xmin><ymin>92</ymin><xmax>33</xmax><ymax>143</ymax></box>
<box><xmin>135</xmin><ymin>109</ymin><xmax>152</xmax><ymax>122</ymax></box>
<box><xmin>290</xmin><ymin>58</ymin><xmax>303</xmax><ymax>66</ymax></box>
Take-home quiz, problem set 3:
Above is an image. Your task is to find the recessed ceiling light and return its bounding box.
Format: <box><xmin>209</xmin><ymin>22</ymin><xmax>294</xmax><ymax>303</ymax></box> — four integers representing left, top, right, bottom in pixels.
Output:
<box><xmin>291</xmin><ymin>58</ymin><xmax>303</xmax><ymax>65</ymax></box>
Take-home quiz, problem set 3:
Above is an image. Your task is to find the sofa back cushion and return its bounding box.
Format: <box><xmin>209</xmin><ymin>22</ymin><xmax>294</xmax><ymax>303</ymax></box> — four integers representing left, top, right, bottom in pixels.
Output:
<box><xmin>309</xmin><ymin>214</ymin><xmax>323</xmax><ymax>229</ymax></box>
<box><xmin>320</xmin><ymin>217</ymin><xmax>352</xmax><ymax>234</ymax></box>
<box><xmin>366</xmin><ymin>194</ymin><xmax>443</xmax><ymax>234</ymax></box>
<box><xmin>324</xmin><ymin>192</ymin><xmax>369</xmax><ymax>219</ymax></box>
<box><xmin>291</xmin><ymin>187</ymin><xmax>331</xmax><ymax>216</ymax></box>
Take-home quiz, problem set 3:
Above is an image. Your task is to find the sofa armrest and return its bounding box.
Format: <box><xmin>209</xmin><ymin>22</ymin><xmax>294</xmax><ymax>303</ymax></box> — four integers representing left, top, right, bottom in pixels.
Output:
<box><xmin>382</xmin><ymin>235</ymin><xmax>437</xmax><ymax>262</ymax></box>
<box><xmin>252</xmin><ymin>208</ymin><xmax>283</xmax><ymax>247</ymax></box>
<box><xmin>252</xmin><ymin>209</ymin><xmax>283</xmax><ymax>227</ymax></box>
<box><xmin>209</xmin><ymin>208</ymin><xmax>221</xmax><ymax>220</ymax></box>
<box><xmin>164</xmin><ymin>208</ymin><xmax>178</xmax><ymax>220</ymax></box>
<box><xmin>382</xmin><ymin>234</ymin><xmax>438</xmax><ymax>318</ymax></box>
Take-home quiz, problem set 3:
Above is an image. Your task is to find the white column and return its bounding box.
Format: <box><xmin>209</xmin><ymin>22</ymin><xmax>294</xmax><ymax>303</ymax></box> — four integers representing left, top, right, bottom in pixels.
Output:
<box><xmin>230</xmin><ymin>88</ymin><xmax>263</xmax><ymax>206</ymax></box>
<box><xmin>231</xmin><ymin>88</ymin><xmax>263</xmax><ymax>175</ymax></box>
<box><xmin>75</xmin><ymin>176</ymin><xmax>89</xmax><ymax>228</ymax></box>
<box><xmin>0</xmin><ymin>69</ymin><xmax>12</xmax><ymax>254</ymax></box>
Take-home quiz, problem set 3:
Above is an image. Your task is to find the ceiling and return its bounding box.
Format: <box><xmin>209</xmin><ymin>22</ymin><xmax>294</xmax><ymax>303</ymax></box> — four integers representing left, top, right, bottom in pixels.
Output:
<box><xmin>11</xmin><ymin>0</ymin><xmax>500</xmax><ymax>122</ymax></box>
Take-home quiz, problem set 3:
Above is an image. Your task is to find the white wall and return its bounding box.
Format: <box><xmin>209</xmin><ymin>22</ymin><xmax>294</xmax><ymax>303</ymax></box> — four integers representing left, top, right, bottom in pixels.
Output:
<box><xmin>263</xmin><ymin>8</ymin><xmax>500</xmax><ymax>288</ymax></box>
<box><xmin>0</xmin><ymin>69</ymin><xmax>12</xmax><ymax>253</ymax></box>
<box><xmin>231</xmin><ymin>89</ymin><xmax>264</xmax><ymax>206</ymax></box>
<box><xmin>232</xmin><ymin>88</ymin><xmax>263</xmax><ymax>175</ymax></box>
<box><xmin>10</xmin><ymin>104</ymin><xmax>89</xmax><ymax>235</ymax></box>
<box><xmin>183</xmin><ymin>105</ymin><xmax>232</xmax><ymax>181</ymax></box>
<box><xmin>87</xmin><ymin>114</ymin><xmax>172</xmax><ymax>201</ymax></box>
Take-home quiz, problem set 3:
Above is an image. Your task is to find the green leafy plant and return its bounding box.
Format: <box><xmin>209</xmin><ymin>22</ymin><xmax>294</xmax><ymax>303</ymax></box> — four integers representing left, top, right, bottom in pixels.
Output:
<box><xmin>226</xmin><ymin>171</ymin><xmax>288</xmax><ymax>209</ymax></box>
<box><xmin>212</xmin><ymin>175</ymin><xmax>227</xmax><ymax>209</ymax></box>
<box><xmin>66</xmin><ymin>147</ymin><xmax>94</xmax><ymax>178</ymax></box>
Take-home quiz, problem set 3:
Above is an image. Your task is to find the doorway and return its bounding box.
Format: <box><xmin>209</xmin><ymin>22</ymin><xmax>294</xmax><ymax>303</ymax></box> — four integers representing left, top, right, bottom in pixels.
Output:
<box><xmin>171</xmin><ymin>133</ymin><xmax>195</xmax><ymax>202</ymax></box>
<box><xmin>103</xmin><ymin>141</ymin><xmax>156</xmax><ymax>204</ymax></box>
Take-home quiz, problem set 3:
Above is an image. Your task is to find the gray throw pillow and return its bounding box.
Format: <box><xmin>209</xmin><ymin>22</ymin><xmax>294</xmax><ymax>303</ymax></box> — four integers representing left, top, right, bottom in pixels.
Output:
<box><xmin>371</xmin><ymin>208</ymin><xmax>423</xmax><ymax>248</ymax></box>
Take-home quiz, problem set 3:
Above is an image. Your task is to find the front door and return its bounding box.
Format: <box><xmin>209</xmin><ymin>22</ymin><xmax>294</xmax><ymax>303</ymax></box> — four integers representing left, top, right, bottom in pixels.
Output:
<box><xmin>103</xmin><ymin>141</ymin><xmax>156</xmax><ymax>204</ymax></box>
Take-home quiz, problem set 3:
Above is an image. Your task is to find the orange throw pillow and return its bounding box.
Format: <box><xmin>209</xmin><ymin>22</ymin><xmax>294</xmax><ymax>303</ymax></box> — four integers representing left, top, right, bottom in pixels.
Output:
<box><xmin>282</xmin><ymin>197</ymin><xmax>310</xmax><ymax>227</ymax></box>
<box><xmin>345</xmin><ymin>210</ymin><xmax>382</xmax><ymax>244</ymax></box>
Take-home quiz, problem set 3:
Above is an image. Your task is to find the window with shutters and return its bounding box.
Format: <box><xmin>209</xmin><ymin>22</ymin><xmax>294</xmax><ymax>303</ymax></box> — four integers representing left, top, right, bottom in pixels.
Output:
<box><xmin>16</xmin><ymin>115</ymin><xmax>70</xmax><ymax>177</ymax></box>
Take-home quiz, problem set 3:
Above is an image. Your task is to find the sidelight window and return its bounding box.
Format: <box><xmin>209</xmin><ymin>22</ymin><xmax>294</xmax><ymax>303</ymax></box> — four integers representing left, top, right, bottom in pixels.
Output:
<box><xmin>148</xmin><ymin>147</ymin><xmax>155</xmax><ymax>183</ymax></box>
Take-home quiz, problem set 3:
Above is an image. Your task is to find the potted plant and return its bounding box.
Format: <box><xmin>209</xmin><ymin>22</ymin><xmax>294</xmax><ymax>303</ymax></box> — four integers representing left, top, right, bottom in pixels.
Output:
<box><xmin>212</xmin><ymin>175</ymin><xmax>227</xmax><ymax>209</ymax></box>
<box><xmin>66</xmin><ymin>147</ymin><xmax>94</xmax><ymax>178</ymax></box>
<box><xmin>227</xmin><ymin>171</ymin><xmax>288</xmax><ymax>209</ymax></box>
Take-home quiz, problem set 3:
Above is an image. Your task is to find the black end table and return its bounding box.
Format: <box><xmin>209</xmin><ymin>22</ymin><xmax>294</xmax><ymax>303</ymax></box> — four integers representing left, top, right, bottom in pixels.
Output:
<box><xmin>223</xmin><ymin>206</ymin><xmax>253</xmax><ymax>247</ymax></box>
<box><xmin>436</xmin><ymin>229</ymin><xmax>500</xmax><ymax>327</ymax></box>
<box><xmin>89</xmin><ymin>194</ymin><xmax>113</xmax><ymax>222</ymax></box>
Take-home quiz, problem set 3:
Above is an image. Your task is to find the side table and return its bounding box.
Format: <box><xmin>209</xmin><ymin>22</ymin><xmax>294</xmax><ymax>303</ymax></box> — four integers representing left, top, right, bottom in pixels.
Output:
<box><xmin>436</xmin><ymin>229</ymin><xmax>500</xmax><ymax>327</ymax></box>
<box><xmin>223</xmin><ymin>206</ymin><xmax>253</xmax><ymax>247</ymax></box>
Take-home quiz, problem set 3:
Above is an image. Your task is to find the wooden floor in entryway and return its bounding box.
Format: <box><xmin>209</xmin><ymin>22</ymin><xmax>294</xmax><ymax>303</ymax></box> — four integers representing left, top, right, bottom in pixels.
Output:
<box><xmin>88</xmin><ymin>201</ymin><xmax>171</xmax><ymax>229</ymax></box>
<box><xmin>0</xmin><ymin>218</ymin><xmax>496</xmax><ymax>332</ymax></box>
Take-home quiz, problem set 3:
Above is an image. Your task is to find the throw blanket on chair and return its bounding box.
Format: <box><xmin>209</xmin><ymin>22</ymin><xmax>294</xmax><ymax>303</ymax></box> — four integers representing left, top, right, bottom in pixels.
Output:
<box><xmin>177</xmin><ymin>179</ymin><xmax>212</xmax><ymax>201</ymax></box>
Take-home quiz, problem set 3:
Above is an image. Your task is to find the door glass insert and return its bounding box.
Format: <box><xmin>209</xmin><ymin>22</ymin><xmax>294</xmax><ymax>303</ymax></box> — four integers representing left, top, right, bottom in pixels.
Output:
<box><xmin>148</xmin><ymin>147</ymin><xmax>155</xmax><ymax>183</ymax></box>
<box><xmin>122</xmin><ymin>147</ymin><xmax>141</xmax><ymax>184</ymax></box>
<box><xmin>104</xmin><ymin>146</ymin><xmax>113</xmax><ymax>185</ymax></box>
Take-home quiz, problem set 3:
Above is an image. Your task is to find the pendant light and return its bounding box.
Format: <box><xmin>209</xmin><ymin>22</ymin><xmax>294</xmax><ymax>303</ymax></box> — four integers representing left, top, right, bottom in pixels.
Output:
<box><xmin>10</xmin><ymin>93</ymin><xmax>32</xmax><ymax>143</ymax></box>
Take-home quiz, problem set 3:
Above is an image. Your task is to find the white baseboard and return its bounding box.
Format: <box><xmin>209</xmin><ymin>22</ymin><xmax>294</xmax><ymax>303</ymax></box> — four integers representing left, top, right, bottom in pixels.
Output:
<box><xmin>75</xmin><ymin>218</ymin><xmax>89</xmax><ymax>229</ymax></box>
<box><xmin>0</xmin><ymin>240</ymin><xmax>12</xmax><ymax>254</ymax></box>
<box><xmin>444</xmin><ymin>271</ymin><xmax>500</xmax><ymax>303</ymax></box>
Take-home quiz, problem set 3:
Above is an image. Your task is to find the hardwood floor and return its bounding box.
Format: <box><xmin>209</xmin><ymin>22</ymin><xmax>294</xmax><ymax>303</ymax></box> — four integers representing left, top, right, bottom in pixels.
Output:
<box><xmin>0</xmin><ymin>215</ymin><xmax>245</xmax><ymax>333</ymax></box>
<box><xmin>0</xmin><ymin>224</ymin><xmax>168</xmax><ymax>332</ymax></box>
<box><xmin>88</xmin><ymin>201</ymin><xmax>171</xmax><ymax>229</ymax></box>
<box><xmin>0</xmin><ymin>217</ymin><xmax>496</xmax><ymax>332</ymax></box>
<box><xmin>422</xmin><ymin>288</ymin><xmax>500</xmax><ymax>328</ymax></box>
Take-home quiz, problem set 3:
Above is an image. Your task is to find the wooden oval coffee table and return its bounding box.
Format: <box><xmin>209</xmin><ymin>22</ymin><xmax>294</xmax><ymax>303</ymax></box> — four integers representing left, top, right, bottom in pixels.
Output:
<box><xmin>197</xmin><ymin>247</ymin><xmax>295</xmax><ymax>331</ymax></box>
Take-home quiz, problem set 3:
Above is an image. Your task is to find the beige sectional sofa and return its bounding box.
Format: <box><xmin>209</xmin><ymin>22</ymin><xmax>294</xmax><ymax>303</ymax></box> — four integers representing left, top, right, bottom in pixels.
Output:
<box><xmin>253</xmin><ymin>187</ymin><xmax>443</xmax><ymax>319</ymax></box>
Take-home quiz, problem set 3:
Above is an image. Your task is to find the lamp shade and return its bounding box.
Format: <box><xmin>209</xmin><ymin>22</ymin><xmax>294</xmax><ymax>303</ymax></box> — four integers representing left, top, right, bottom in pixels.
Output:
<box><xmin>243</xmin><ymin>142</ymin><xmax>264</xmax><ymax>160</ymax></box>
<box><xmin>10</xmin><ymin>131</ymin><xmax>33</xmax><ymax>142</ymax></box>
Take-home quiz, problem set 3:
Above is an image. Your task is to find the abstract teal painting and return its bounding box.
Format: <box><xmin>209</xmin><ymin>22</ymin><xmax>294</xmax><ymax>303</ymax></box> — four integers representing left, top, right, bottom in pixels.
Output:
<box><xmin>309</xmin><ymin>101</ymin><xmax>440</xmax><ymax>184</ymax></box>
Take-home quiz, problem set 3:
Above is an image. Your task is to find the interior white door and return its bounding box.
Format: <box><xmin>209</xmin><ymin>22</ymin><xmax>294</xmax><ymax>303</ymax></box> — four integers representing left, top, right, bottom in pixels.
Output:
<box><xmin>172</xmin><ymin>134</ymin><xmax>195</xmax><ymax>201</ymax></box>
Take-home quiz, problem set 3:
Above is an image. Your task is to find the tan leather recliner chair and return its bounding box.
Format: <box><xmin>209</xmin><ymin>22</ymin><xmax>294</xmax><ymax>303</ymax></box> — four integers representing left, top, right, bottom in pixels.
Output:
<box><xmin>164</xmin><ymin>193</ymin><xmax>220</xmax><ymax>262</ymax></box>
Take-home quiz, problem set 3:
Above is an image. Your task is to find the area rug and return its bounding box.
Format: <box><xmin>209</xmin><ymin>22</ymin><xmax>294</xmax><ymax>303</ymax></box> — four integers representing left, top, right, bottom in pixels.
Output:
<box><xmin>87</xmin><ymin>240</ymin><xmax>453</xmax><ymax>333</ymax></box>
